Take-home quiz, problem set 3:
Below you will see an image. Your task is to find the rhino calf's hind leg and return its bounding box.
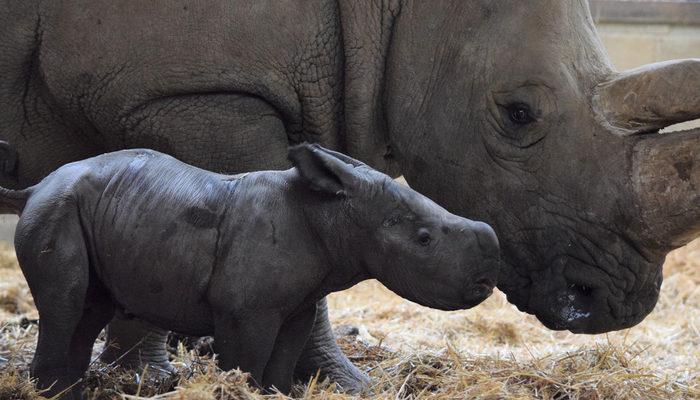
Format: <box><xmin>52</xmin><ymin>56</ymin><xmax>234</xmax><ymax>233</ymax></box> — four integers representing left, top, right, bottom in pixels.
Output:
<box><xmin>68</xmin><ymin>290</ymin><xmax>115</xmax><ymax>374</ymax></box>
<box><xmin>100</xmin><ymin>317</ymin><xmax>174</xmax><ymax>376</ymax></box>
<box><xmin>16</xmin><ymin>213</ymin><xmax>94</xmax><ymax>399</ymax></box>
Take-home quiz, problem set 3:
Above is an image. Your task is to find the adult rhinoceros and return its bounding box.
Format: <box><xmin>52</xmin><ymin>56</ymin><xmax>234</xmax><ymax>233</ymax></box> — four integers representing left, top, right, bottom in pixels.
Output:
<box><xmin>1</xmin><ymin>0</ymin><xmax>698</xmax><ymax>392</ymax></box>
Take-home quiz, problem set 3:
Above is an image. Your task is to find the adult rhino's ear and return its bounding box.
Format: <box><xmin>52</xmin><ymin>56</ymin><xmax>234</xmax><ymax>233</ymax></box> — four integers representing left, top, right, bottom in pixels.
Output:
<box><xmin>288</xmin><ymin>143</ymin><xmax>359</xmax><ymax>196</ymax></box>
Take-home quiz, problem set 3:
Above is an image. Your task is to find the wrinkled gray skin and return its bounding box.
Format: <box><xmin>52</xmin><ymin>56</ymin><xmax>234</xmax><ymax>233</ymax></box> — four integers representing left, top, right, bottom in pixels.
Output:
<box><xmin>1</xmin><ymin>0</ymin><xmax>699</xmax><ymax>393</ymax></box>
<box><xmin>1</xmin><ymin>144</ymin><xmax>499</xmax><ymax>398</ymax></box>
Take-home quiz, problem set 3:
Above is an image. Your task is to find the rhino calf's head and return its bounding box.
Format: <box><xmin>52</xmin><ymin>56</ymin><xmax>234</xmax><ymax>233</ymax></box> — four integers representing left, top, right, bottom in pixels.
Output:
<box><xmin>289</xmin><ymin>144</ymin><xmax>500</xmax><ymax>311</ymax></box>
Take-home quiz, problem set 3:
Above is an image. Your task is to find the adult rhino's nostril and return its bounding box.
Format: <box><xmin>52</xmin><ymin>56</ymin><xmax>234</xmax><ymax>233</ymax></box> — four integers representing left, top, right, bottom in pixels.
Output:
<box><xmin>569</xmin><ymin>283</ymin><xmax>594</xmax><ymax>297</ymax></box>
<box><xmin>552</xmin><ymin>284</ymin><xmax>596</xmax><ymax>327</ymax></box>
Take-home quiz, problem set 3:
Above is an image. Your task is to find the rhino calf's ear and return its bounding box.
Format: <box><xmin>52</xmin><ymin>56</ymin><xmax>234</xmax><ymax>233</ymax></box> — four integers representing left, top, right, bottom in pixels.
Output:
<box><xmin>288</xmin><ymin>143</ymin><xmax>358</xmax><ymax>196</ymax></box>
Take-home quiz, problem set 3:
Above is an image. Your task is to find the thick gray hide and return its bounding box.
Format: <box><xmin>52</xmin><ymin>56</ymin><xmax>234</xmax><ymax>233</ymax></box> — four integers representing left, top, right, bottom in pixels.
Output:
<box><xmin>3</xmin><ymin>145</ymin><xmax>499</xmax><ymax>398</ymax></box>
<box><xmin>1</xmin><ymin>0</ymin><xmax>699</xmax><ymax>392</ymax></box>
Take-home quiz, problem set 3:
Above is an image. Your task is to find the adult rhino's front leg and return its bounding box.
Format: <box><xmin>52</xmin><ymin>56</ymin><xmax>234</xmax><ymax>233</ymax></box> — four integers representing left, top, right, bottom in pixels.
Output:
<box><xmin>101</xmin><ymin>299</ymin><xmax>369</xmax><ymax>392</ymax></box>
<box><xmin>100</xmin><ymin>317</ymin><xmax>174</xmax><ymax>376</ymax></box>
<box><xmin>294</xmin><ymin>298</ymin><xmax>370</xmax><ymax>393</ymax></box>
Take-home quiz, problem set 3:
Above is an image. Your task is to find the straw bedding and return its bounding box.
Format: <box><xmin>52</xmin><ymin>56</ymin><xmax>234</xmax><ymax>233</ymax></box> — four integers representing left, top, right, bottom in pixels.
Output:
<box><xmin>0</xmin><ymin>239</ymin><xmax>697</xmax><ymax>399</ymax></box>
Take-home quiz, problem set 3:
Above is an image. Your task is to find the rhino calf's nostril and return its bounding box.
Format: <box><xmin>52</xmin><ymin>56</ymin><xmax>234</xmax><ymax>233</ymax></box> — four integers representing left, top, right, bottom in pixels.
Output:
<box><xmin>476</xmin><ymin>277</ymin><xmax>496</xmax><ymax>288</ymax></box>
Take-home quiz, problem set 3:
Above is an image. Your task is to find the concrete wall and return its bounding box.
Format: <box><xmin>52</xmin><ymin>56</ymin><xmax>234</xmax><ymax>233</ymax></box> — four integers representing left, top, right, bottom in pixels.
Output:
<box><xmin>591</xmin><ymin>1</ymin><xmax>700</xmax><ymax>114</ymax></box>
<box><xmin>595</xmin><ymin>16</ymin><xmax>700</xmax><ymax>132</ymax></box>
<box><xmin>597</xmin><ymin>23</ymin><xmax>700</xmax><ymax>71</ymax></box>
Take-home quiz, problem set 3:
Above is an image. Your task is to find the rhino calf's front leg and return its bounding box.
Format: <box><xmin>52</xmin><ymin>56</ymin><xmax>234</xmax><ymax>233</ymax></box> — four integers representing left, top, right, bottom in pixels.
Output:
<box><xmin>102</xmin><ymin>299</ymin><xmax>370</xmax><ymax>393</ymax></box>
<box><xmin>213</xmin><ymin>311</ymin><xmax>284</xmax><ymax>387</ymax></box>
<box><xmin>262</xmin><ymin>305</ymin><xmax>318</xmax><ymax>393</ymax></box>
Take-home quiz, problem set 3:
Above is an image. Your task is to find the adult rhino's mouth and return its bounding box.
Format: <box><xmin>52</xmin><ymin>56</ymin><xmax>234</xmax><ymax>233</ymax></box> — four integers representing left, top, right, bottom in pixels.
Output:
<box><xmin>535</xmin><ymin>256</ymin><xmax>661</xmax><ymax>333</ymax></box>
<box><xmin>497</xmin><ymin>239</ymin><xmax>664</xmax><ymax>334</ymax></box>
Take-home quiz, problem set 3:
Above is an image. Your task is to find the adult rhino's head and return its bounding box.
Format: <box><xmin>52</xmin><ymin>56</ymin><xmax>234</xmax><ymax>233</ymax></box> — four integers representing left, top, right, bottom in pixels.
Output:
<box><xmin>383</xmin><ymin>0</ymin><xmax>700</xmax><ymax>333</ymax></box>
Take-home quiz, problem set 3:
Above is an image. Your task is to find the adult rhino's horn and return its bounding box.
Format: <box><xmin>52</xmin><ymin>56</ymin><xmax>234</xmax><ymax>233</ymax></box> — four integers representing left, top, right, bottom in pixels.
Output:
<box><xmin>593</xmin><ymin>59</ymin><xmax>700</xmax><ymax>135</ymax></box>
<box><xmin>632</xmin><ymin>126</ymin><xmax>700</xmax><ymax>249</ymax></box>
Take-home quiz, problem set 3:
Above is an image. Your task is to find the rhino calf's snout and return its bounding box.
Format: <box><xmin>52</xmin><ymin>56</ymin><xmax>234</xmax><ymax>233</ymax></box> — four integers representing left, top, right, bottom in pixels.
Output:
<box><xmin>475</xmin><ymin>224</ymin><xmax>501</xmax><ymax>296</ymax></box>
<box><xmin>471</xmin><ymin>221</ymin><xmax>500</xmax><ymax>261</ymax></box>
<box><xmin>440</xmin><ymin>218</ymin><xmax>501</xmax><ymax>307</ymax></box>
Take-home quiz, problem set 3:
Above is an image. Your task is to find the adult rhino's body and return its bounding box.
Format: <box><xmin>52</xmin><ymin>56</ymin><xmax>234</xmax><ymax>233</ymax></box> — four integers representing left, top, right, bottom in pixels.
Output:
<box><xmin>1</xmin><ymin>0</ymin><xmax>699</xmax><ymax>391</ymax></box>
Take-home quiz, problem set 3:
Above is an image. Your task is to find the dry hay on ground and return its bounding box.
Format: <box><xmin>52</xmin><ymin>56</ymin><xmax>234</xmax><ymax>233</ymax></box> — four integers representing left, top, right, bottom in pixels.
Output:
<box><xmin>0</xmin><ymin>240</ymin><xmax>698</xmax><ymax>399</ymax></box>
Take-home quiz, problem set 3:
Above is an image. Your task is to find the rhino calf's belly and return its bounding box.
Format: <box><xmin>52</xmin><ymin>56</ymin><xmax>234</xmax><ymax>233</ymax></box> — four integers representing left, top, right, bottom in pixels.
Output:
<box><xmin>98</xmin><ymin>245</ymin><xmax>218</xmax><ymax>337</ymax></box>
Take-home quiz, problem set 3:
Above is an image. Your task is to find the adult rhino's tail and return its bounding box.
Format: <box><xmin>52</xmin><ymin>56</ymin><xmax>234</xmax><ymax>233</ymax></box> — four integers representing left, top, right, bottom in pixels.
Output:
<box><xmin>0</xmin><ymin>186</ymin><xmax>31</xmax><ymax>214</ymax></box>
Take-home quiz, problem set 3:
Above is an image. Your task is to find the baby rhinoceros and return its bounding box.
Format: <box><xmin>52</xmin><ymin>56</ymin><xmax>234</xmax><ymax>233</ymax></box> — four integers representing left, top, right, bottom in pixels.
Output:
<box><xmin>1</xmin><ymin>144</ymin><xmax>500</xmax><ymax>398</ymax></box>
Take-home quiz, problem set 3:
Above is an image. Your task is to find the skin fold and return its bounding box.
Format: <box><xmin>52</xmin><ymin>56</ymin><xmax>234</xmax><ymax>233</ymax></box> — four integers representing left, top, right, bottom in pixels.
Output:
<box><xmin>1</xmin><ymin>144</ymin><xmax>498</xmax><ymax>398</ymax></box>
<box><xmin>1</xmin><ymin>0</ymin><xmax>699</xmax><ymax>391</ymax></box>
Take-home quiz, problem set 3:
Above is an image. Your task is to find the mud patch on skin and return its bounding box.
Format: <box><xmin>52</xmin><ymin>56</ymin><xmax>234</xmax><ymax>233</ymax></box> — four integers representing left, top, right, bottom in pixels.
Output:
<box><xmin>673</xmin><ymin>159</ymin><xmax>693</xmax><ymax>182</ymax></box>
<box><xmin>182</xmin><ymin>206</ymin><xmax>218</xmax><ymax>229</ymax></box>
<box><xmin>159</xmin><ymin>223</ymin><xmax>178</xmax><ymax>240</ymax></box>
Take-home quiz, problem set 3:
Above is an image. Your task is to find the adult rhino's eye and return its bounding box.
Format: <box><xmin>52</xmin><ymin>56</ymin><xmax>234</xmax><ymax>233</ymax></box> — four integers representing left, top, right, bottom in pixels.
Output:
<box><xmin>418</xmin><ymin>229</ymin><xmax>432</xmax><ymax>246</ymax></box>
<box><xmin>507</xmin><ymin>103</ymin><xmax>535</xmax><ymax>125</ymax></box>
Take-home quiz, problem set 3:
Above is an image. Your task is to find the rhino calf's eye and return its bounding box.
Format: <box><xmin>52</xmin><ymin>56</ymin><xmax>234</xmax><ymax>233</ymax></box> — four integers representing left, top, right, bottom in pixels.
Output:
<box><xmin>418</xmin><ymin>229</ymin><xmax>432</xmax><ymax>246</ymax></box>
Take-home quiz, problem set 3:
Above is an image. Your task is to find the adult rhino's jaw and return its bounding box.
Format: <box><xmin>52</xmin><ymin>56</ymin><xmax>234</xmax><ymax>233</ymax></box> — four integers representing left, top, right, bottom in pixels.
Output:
<box><xmin>489</xmin><ymin>206</ymin><xmax>670</xmax><ymax>335</ymax></box>
<box><xmin>513</xmin><ymin>255</ymin><xmax>663</xmax><ymax>334</ymax></box>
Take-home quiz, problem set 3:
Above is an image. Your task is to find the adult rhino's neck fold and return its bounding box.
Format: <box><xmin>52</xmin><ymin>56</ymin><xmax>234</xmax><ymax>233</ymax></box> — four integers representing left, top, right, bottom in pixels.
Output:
<box><xmin>336</xmin><ymin>0</ymin><xmax>402</xmax><ymax>177</ymax></box>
